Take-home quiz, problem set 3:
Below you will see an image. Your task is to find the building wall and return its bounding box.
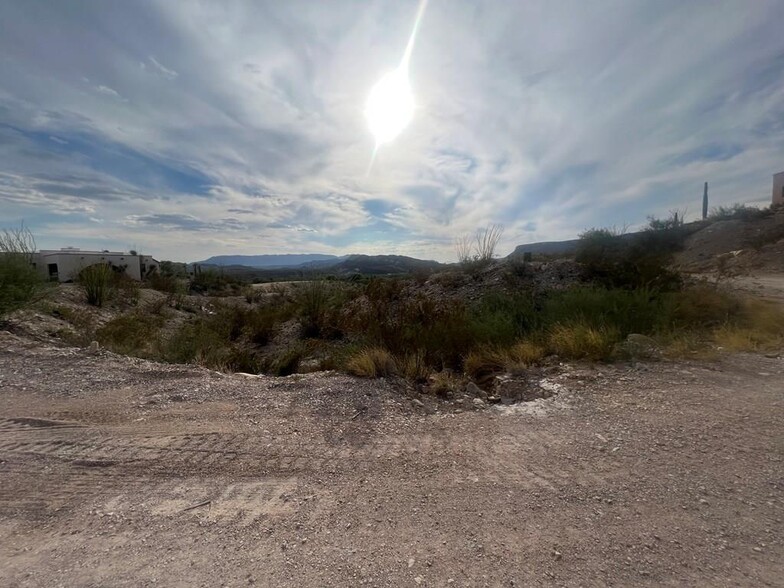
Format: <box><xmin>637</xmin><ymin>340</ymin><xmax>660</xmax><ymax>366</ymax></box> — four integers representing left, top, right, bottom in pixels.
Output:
<box><xmin>33</xmin><ymin>250</ymin><xmax>155</xmax><ymax>282</ymax></box>
<box><xmin>774</xmin><ymin>172</ymin><xmax>784</xmax><ymax>206</ymax></box>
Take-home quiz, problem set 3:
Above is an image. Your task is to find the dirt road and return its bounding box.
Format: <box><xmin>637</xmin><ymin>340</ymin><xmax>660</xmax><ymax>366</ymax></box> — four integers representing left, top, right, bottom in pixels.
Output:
<box><xmin>0</xmin><ymin>331</ymin><xmax>782</xmax><ymax>587</ymax></box>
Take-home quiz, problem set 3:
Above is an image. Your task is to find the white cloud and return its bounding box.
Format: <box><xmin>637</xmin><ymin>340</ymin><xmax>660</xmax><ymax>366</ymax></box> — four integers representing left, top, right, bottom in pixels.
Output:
<box><xmin>0</xmin><ymin>0</ymin><xmax>783</xmax><ymax>261</ymax></box>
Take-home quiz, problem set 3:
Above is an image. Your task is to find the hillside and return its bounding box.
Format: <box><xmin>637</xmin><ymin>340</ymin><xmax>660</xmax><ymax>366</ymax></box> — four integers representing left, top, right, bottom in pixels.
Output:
<box><xmin>196</xmin><ymin>253</ymin><xmax>340</xmax><ymax>268</ymax></box>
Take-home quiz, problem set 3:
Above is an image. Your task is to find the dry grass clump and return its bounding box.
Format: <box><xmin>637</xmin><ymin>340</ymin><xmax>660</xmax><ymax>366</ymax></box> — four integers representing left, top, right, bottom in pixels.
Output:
<box><xmin>463</xmin><ymin>347</ymin><xmax>507</xmax><ymax>382</ymax></box>
<box><xmin>399</xmin><ymin>350</ymin><xmax>429</xmax><ymax>381</ymax></box>
<box><xmin>428</xmin><ymin>370</ymin><xmax>464</xmax><ymax>397</ymax></box>
<box><xmin>547</xmin><ymin>323</ymin><xmax>620</xmax><ymax>360</ymax></box>
<box><xmin>345</xmin><ymin>347</ymin><xmax>397</xmax><ymax>378</ymax></box>
<box><xmin>506</xmin><ymin>340</ymin><xmax>546</xmax><ymax>368</ymax></box>
<box><xmin>712</xmin><ymin>298</ymin><xmax>784</xmax><ymax>352</ymax></box>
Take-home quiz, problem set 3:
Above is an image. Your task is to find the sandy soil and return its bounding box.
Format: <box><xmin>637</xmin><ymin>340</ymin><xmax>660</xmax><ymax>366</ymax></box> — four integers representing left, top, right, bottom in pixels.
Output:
<box><xmin>0</xmin><ymin>331</ymin><xmax>782</xmax><ymax>587</ymax></box>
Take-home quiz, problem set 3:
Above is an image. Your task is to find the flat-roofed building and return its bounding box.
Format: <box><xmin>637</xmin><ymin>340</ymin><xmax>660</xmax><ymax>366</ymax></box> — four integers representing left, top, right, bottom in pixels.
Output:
<box><xmin>32</xmin><ymin>248</ymin><xmax>159</xmax><ymax>282</ymax></box>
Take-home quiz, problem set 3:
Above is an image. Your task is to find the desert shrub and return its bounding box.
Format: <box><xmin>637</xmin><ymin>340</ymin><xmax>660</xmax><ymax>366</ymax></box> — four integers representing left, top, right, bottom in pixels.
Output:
<box><xmin>428</xmin><ymin>370</ymin><xmax>464</xmax><ymax>397</ymax></box>
<box><xmin>506</xmin><ymin>340</ymin><xmax>547</xmax><ymax>368</ymax></box>
<box><xmin>158</xmin><ymin>299</ymin><xmax>293</xmax><ymax>372</ymax></box>
<box><xmin>264</xmin><ymin>344</ymin><xmax>306</xmax><ymax>376</ymax></box>
<box><xmin>398</xmin><ymin>350</ymin><xmax>429</xmax><ymax>382</ymax></box>
<box><xmin>463</xmin><ymin>347</ymin><xmax>507</xmax><ymax>383</ymax></box>
<box><xmin>547</xmin><ymin>323</ymin><xmax>621</xmax><ymax>360</ymax></box>
<box><xmin>468</xmin><ymin>291</ymin><xmax>539</xmax><ymax>345</ymax></box>
<box><xmin>79</xmin><ymin>263</ymin><xmax>114</xmax><ymax>307</ymax></box>
<box><xmin>541</xmin><ymin>286</ymin><xmax>665</xmax><ymax>336</ymax></box>
<box><xmin>576</xmin><ymin>227</ymin><xmax>682</xmax><ymax>290</ymax></box>
<box><xmin>189</xmin><ymin>269</ymin><xmax>244</xmax><ymax>296</ymax></box>
<box><xmin>0</xmin><ymin>225</ymin><xmax>47</xmax><ymax>316</ymax></box>
<box><xmin>455</xmin><ymin>235</ymin><xmax>472</xmax><ymax>264</ymax></box>
<box><xmin>663</xmin><ymin>284</ymin><xmax>740</xmax><ymax>330</ymax></box>
<box><xmin>359</xmin><ymin>286</ymin><xmax>473</xmax><ymax>370</ymax></box>
<box><xmin>161</xmin><ymin>318</ymin><xmax>261</xmax><ymax>372</ymax></box>
<box><xmin>243</xmin><ymin>285</ymin><xmax>265</xmax><ymax>304</ymax></box>
<box><xmin>708</xmin><ymin>203</ymin><xmax>770</xmax><ymax>222</ymax></box>
<box><xmin>346</xmin><ymin>347</ymin><xmax>397</xmax><ymax>378</ymax></box>
<box><xmin>158</xmin><ymin>260</ymin><xmax>188</xmax><ymax>278</ymax></box>
<box><xmin>455</xmin><ymin>224</ymin><xmax>505</xmax><ymax>272</ymax></box>
<box><xmin>748</xmin><ymin>223</ymin><xmax>784</xmax><ymax>251</ymax></box>
<box><xmin>712</xmin><ymin>297</ymin><xmax>784</xmax><ymax>351</ymax></box>
<box><xmin>646</xmin><ymin>209</ymin><xmax>686</xmax><ymax>231</ymax></box>
<box><xmin>295</xmin><ymin>280</ymin><xmax>338</xmax><ymax>338</ymax></box>
<box><xmin>148</xmin><ymin>272</ymin><xmax>184</xmax><ymax>295</ymax></box>
<box><xmin>113</xmin><ymin>272</ymin><xmax>141</xmax><ymax>306</ymax></box>
<box><xmin>97</xmin><ymin>312</ymin><xmax>165</xmax><ymax>356</ymax></box>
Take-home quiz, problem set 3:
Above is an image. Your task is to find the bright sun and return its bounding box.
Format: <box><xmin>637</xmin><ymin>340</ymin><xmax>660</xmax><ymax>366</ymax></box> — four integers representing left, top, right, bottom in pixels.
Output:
<box><xmin>365</xmin><ymin>67</ymin><xmax>414</xmax><ymax>145</ymax></box>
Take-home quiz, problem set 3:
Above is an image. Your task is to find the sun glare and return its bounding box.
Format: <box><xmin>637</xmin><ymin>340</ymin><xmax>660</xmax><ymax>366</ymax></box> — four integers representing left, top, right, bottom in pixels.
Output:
<box><xmin>365</xmin><ymin>0</ymin><xmax>428</xmax><ymax>158</ymax></box>
<box><xmin>365</xmin><ymin>67</ymin><xmax>414</xmax><ymax>145</ymax></box>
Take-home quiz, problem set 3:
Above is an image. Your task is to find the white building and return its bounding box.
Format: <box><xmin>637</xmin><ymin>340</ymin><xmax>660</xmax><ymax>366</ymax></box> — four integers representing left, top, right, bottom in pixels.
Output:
<box><xmin>33</xmin><ymin>248</ymin><xmax>159</xmax><ymax>282</ymax></box>
<box><xmin>773</xmin><ymin>171</ymin><xmax>784</xmax><ymax>207</ymax></box>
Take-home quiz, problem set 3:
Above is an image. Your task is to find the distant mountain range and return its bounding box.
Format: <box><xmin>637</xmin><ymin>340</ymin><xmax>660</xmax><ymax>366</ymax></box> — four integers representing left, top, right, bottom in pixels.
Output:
<box><xmin>195</xmin><ymin>254</ymin><xmax>340</xmax><ymax>268</ymax></box>
<box><xmin>507</xmin><ymin>239</ymin><xmax>581</xmax><ymax>257</ymax></box>
<box><xmin>193</xmin><ymin>253</ymin><xmax>445</xmax><ymax>278</ymax></box>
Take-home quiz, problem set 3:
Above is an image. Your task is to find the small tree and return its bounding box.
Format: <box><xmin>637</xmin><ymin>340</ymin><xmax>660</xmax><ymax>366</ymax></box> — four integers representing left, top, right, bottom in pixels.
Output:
<box><xmin>0</xmin><ymin>224</ymin><xmax>46</xmax><ymax>316</ymax></box>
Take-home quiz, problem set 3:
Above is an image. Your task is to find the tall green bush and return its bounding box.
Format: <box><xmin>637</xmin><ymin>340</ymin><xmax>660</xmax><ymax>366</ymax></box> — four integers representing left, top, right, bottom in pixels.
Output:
<box><xmin>0</xmin><ymin>225</ymin><xmax>46</xmax><ymax>316</ymax></box>
<box><xmin>79</xmin><ymin>264</ymin><xmax>114</xmax><ymax>307</ymax></box>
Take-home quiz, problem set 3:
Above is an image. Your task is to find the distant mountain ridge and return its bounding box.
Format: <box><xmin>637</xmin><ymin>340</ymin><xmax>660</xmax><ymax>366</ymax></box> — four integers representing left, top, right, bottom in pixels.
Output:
<box><xmin>195</xmin><ymin>254</ymin><xmax>339</xmax><ymax>268</ymax></box>
<box><xmin>507</xmin><ymin>239</ymin><xmax>581</xmax><ymax>257</ymax></box>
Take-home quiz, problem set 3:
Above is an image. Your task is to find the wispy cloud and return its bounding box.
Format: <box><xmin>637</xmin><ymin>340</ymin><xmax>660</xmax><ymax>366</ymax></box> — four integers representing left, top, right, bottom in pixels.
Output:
<box><xmin>142</xmin><ymin>56</ymin><xmax>178</xmax><ymax>79</ymax></box>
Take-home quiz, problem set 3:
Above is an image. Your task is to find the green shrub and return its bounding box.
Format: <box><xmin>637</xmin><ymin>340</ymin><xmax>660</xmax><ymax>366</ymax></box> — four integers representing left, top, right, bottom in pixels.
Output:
<box><xmin>189</xmin><ymin>269</ymin><xmax>244</xmax><ymax>296</ymax></box>
<box><xmin>547</xmin><ymin>323</ymin><xmax>621</xmax><ymax>360</ymax></box>
<box><xmin>708</xmin><ymin>203</ymin><xmax>770</xmax><ymax>222</ymax></box>
<box><xmin>148</xmin><ymin>272</ymin><xmax>184</xmax><ymax>294</ymax></box>
<box><xmin>97</xmin><ymin>312</ymin><xmax>165</xmax><ymax>356</ymax></box>
<box><xmin>79</xmin><ymin>264</ymin><xmax>114</xmax><ymax>307</ymax></box>
<box><xmin>576</xmin><ymin>227</ymin><xmax>682</xmax><ymax>290</ymax></box>
<box><xmin>0</xmin><ymin>225</ymin><xmax>48</xmax><ymax>317</ymax></box>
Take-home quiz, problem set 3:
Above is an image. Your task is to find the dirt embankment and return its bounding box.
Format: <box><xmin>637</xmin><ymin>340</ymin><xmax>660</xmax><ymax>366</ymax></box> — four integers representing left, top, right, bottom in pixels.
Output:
<box><xmin>1</xmin><ymin>330</ymin><xmax>782</xmax><ymax>587</ymax></box>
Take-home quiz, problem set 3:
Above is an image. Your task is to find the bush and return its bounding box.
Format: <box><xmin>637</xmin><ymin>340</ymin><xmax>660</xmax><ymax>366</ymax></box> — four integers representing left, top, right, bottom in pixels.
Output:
<box><xmin>455</xmin><ymin>224</ymin><xmax>505</xmax><ymax>271</ymax></box>
<box><xmin>346</xmin><ymin>347</ymin><xmax>397</xmax><ymax>378</ymax></box>
<box><xmin>97</xmin><ymin>312</ymin><xmax>164</xmax><ymax>356</ymax></box>
<box><xmin>576</xmin><ymin>227</ymin><xmax>682</xmax><ymax>290</ymax></box>
<box><xmin>547</xmin><ymin>323</ymin><xmax>620</xmax><ymax>360</ymax></box>
<box><xmin>295</xmin><ymin>280</ymin><xmax>343</xmax><ymax>338</ymax></box>
<box><xmin>506</xmin><ymin>340</ymin><xmax>546</xmax><ymax>368</ymax></box>
<box><xmin>148</xmin><ymin>273</ymin><xmax>184</xmax><ymax>294</ymax></box>
<box><xmin>708</xmin><ymin>203</ymin><xmax>769</xmax><ymax>222</ymax></box>
<box><xmin>0</xmin><ymin>225</ymin><xmax>46</xmax><ymax>317</ymax></box>
<box><xmin>463</xmin><ymin>347</ymin><xmax>507</xmax><ymax>383</ymax></box>
<box><xmin>79</xmin><ymin>264</ymin><xmax>114</xmax><ymax>307</ymax></box>
<box><xmin>427</xmin><ymin>370</ymin><xmax>464</xmax><ymax>397</ymax></box>
<box><xmin>189</xmin><ymin>269</ymin><xmax>244</xmax><ymax>296</ymax></box>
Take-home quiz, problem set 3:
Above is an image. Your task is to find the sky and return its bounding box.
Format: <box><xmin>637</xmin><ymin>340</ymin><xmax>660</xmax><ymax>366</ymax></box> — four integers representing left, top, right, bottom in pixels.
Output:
<box><xmin>1</xmin><ymin>0</ymin><xmax>783</xmax><ymax>262</ymax></box>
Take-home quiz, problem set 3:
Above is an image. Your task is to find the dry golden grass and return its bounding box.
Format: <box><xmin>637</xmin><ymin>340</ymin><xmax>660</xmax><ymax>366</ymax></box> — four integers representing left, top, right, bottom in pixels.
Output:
<box><xmin>345</xmin><ymin>347</ymin><xmax>397</xmax><ymax>378</ymax></box>
<box><xmin>660</xmin><ymin>331</ymin><xmax>717</xmax><ymax>360</ymax></box>
<box><xmin>712</xmin><ymin>298</ymin><xmax>784</xmax><ymax>352</ymax></box>
<box><xmin>547</xmin><ymin>323</ymin><xmax>620</xmax><ymax>360</ymax></box>
<box><xmin>506</xmin><ymin>340</ymin><xmax>546</xmax><ymax>368</ymax></box>
<box><xmin>463</xmin><ymin>347</ymin><xmax>506</xmax><ymax>381</ymax></box>
<box><xmin>427</xmin><ymin>370</ymin><xmax>464</xmax><ymax>397</ymax></box>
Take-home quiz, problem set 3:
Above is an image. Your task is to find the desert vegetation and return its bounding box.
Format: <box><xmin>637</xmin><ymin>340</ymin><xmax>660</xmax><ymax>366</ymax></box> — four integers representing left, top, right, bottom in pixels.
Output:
<box><xmin>0</xmin><ymin>225</ymin><xmax>48</xmax><ymax>317</ymax></box>
<box><xmin>4</xmin><ymin>206</ymin><xmax>783</xmax><ymax>396</ymax></box>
